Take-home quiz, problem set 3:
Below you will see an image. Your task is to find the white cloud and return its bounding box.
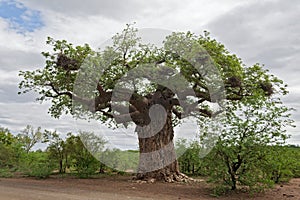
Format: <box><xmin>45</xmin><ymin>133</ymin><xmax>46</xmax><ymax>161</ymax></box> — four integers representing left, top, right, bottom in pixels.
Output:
<box><xmin>20</xmin><ymin>0</ymin><xmax>147</xmax><ymax>20</ymax></box>
<box><xmin>203</xmin><ymin>0</ymin><xmax>300</xmax><ymax>142</ymax></box>
<box><xmin>0</xmin><ymin>102</ymin><xmax>72</xmax><ymax>132</ymax></box>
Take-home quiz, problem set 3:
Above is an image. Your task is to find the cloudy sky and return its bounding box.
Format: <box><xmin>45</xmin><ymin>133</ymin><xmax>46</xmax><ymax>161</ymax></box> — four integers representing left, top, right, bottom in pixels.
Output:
<box><xmin>0</xmin><ymin>0</ymin><xmax>299</xmax><ymax>149</ymax></box>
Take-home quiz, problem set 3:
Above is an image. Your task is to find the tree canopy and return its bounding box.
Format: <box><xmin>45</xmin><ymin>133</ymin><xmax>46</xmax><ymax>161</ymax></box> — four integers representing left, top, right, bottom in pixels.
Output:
<box><xmin>19</xmin><ymin>25</ymin><xmax>281</xmax><ymax>126</ymax></box>
<box><xmin>199</xmin><ymin>90</ymin><xmax>294</xmax><ymax>190</ymax></box>
<box><xmin>18</xmin><ymin>24</ymin><xmax>288</xmax><ymax>181</ymax></box>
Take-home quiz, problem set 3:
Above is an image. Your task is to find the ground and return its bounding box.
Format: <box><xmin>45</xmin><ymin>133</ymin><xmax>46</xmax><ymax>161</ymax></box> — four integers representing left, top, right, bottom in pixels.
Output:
<box><xmin>0</xmin><ymin>175</ymin><xmax>299</xmax><ymax>200</ymax></box>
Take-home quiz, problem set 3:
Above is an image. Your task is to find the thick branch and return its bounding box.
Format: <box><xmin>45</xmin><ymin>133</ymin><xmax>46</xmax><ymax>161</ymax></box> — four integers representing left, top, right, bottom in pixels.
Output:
<box><xmin>45</xmin><ymin>82</ymin><xmax>113</xmax><ymax>115</ymax></box>
<box><xmin>45</xmin><ymin>82</ymin><xmax>91</xmax><ymax>105</ymax></box>
<box><xmin>172</xmin><ymin>108</ymin><xmax>182</xmax><ymax>119</ymax></box>
<box><xmin>114</xmin><ymin>111</ymin><xmax>141</xmax><ymax>124</ymax></box>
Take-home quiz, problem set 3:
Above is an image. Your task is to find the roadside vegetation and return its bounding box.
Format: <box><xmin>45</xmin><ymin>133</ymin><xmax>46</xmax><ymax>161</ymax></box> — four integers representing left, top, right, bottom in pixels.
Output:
<box><xmin>0</xmin><ymin>126</ymin><xmax>137</xmax><ymax>178</ymax></box>
<box><xmin>1</xmin><ymin>124</ymin><xmax>299</xmax><ymax>196</ymax></box>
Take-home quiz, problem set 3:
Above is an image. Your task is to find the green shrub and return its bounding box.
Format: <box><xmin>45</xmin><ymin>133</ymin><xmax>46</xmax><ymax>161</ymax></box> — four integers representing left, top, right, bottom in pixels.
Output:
<box><xmin>74</xmin><ymin>161</ymin><xmax>99</xmax><ymax>178</ymax></box>
<box><xmin>20</xmin><ymin>151</ymin><xmax>54</xmax><ymax>179</ymax></box>
<box><xmin>264</xmin><ymin>146</ymin><xmax>300</xmax><ymax>183</ymax></box>
<box><xmin>0</xmin><ymin>168</ymin><xmax>13</xmax><ymax>178</ymax></box>
<box><xmin>23</xmin><ymin>161</ymin><xmax>53</xmax><ymax>179</ymax></box>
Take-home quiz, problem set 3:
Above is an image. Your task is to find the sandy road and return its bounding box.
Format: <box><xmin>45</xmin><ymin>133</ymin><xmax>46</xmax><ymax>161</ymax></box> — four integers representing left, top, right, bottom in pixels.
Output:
<box><xmin>0</xmin><ymin>185</ymin><xmax>153</xmax><ymax>200</ymax></box>
<box><xmin>1</xmin><ymin>177</ymin><xmax>299</xmax><ymax>200</ymax></box>
<box><xmin>0</xmin><ymin>178</ymin><xmax>153</xmax><ymax>200</ymax></box>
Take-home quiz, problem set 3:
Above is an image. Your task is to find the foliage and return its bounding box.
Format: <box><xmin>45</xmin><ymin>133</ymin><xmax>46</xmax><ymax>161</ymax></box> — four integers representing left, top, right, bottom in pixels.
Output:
<box><xmin>0</xmin><ymin>123</ymin><xmax>299</xmax><ymax>193</ymax></box>
<box><xmin>66</xmin><ymin>132</ymin><xmax>106</xmax><ymax>178</ymax></box>
<box><xmin>19</xmin><ymin>151</ymin><xmax>55</xmax><ymax>179</ymax></box>
<box><xmin>287</xmin><ymin>145</ymin><xmax>300</xmax><ymax>178</ymax></box>
<box><xmin>0</xmin><ymin>167</ymin><xmax>13</xmax><ymax>178</ymax></box>
<box><xmin>17</xmin><ymin>125</ymin><xmax>43</xmax><ymax>153</ymax></box>
<box><xmin>176</xmin><ymin>139</ymin><xmax>203</xmax><ymax>175</ymax></box>
<box><xmin>176</xmin><ymin>142</ymin><xmax>300</xmax><ymax>196</ymax></box>
<box><xmin>199</xmin><ymin>91</ymin><xmax>294</xmax><ymax>192</ymax></box>
<box><xmin>0</xmin><ymin>126</ymin><xmax>109</xmax><ymax>178</ymax></box>
<box><xmin>0</xmin><ymin>127</ymin><xmax>23</xmax><ymax>169</ymax></box>
<box><xmin>100</xmin><ymin>148</ymin><xmax>139</xmax><ymax>172</ymax></box>
<box><xmin>18</xmin><ymin>24</ymin><xmax>279</xmax><ymax>128</ymax></box>
<box><xmin>0</xmin><ymin>144</ymin><xmax>16</xmax><ymax>168</ymax></box>
<box><xmin>265</xmin><ymin>145</ymin><xmax>300</xmax><ymax>182</ymax></box>
<box><xmin>0</xmin><ymin>126</ymin><xmax>53</xmax><ymax>178</ymax></box>
<box><xmin>0</xmin><ymin>126</ymin><xmax>15</xmax><ymax>145</ymax></box>
<box><xmin>43</xmin><ymin>130</ymin><xmax>68</xmax><ymax>173</ymax></box>
<box><xmin>17</xmin><ymin>24</ymin><xmax>296</xmax><ymax>182</ymax></box>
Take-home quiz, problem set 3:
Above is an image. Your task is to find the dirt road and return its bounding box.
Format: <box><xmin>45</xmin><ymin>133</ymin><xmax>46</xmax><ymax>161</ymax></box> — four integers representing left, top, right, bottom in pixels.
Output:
<box><xmin>0</xmin><ymin>177</ymin><xmax>153</xmax><ymax>200</ymax></box>
<box><xmin>0</xmin><ymin>176</ymin><xmax>299</xmax><ymax>200</ymax></box>
<box><xmin>0</xmin><ymin>184</ymin><xmax>151</xmax><ymax>200</ymax></box>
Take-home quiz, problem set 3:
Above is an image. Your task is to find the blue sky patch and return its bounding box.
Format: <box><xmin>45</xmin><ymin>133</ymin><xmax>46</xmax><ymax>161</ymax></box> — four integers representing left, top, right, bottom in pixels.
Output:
<box><xmin>0</xmin><ymin>0</ymin><xmax>44</xmax><ymax>32</ymax></box>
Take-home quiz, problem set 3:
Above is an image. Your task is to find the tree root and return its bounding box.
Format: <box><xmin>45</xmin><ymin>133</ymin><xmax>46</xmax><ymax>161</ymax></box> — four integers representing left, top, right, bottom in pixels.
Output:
<box><xmin>132</xmin><ymin>172</ymin><xmax>197</xmax><ymax>183</ymax></box>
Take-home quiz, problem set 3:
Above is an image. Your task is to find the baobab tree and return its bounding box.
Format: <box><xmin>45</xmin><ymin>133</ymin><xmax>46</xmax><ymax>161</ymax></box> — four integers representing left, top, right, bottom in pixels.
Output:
<box><xmin>19</xmin><ymin>25</ymin><xmax>280</xmax><ymax>182</ymax></box>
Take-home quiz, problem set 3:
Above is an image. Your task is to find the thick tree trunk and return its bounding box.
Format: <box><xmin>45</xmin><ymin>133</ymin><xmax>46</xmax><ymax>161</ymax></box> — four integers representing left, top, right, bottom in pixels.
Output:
<box><xmin>135</xmin><ymin>110</ymin><xmax>187</xmax><ymax>182</ymax></box>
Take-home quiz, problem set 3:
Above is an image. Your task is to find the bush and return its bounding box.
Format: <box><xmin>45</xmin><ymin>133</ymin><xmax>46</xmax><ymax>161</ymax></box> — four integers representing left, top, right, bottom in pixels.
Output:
<box><xmin>0</xmin><ymin>142</ymin><xmax>23</xmax><ymax>169</ymax></box>
<box><xmin>24</xmin><ymin>162</ymin><xmax>53</xmax><ymax>179</ymax></box>
<box><xmin>264</xmin><ymin>146</ymin><xmax>300</xmax><ymax>183</ymax></box>
<box><xmin>288</xmin><ymin>146</ymin><xmax>300</xmax><ymax>178</ymax></box>
<box><xmin>73</xmin><ymin>160</ymin><xmax>99</xmax><ymax>178</ymax></box>
<box><xmin>210</xmin><ymin>185</ymin><xmax>231</xmax><ymax>197</ymax></box>
<box><xmin>0</xmin><ymin>168</ymin><xmax>13</xmax><ymax>178</ymax></box>
<box><xmin>20</xmin><ymin>151</ymin><xmax>54</xmax><ymax>179</ymax></box>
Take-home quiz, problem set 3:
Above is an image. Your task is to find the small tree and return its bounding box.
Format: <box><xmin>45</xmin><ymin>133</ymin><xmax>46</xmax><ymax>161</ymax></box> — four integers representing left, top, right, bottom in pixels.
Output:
<box><xmin>0</xmin><ymin>127</ymin><xmax>15</xmax><ymax>145</ymax></box>
<box><xmin>0</xmin><ymin>127</ymin><xmax>16</xmax><ymax>169</ymax></box>
<box><xmin>17</xmin><ymin>125</ymin><xmax>43</xmax><ymax>153</ymax></box>
<box><xmin>43</xmin><ymin>130</ymin><xmax>67</xmax><ymax>173</ymax></box>
<box><xmin>66</xmin><ymin>131</ymin><xmax>106</xmax><ymax>177</ymax></box>
<box><xmin>176</xmin><ymin>139</ymin><xmax>202</xmax><ymax>175</ymax></box>
<box><xmin>200</xmin><ymin>86</ymin><xmax>294</xmax><ymax>191</ymax></box>
<box><xmin>0</xmin><ymin>127</ymin><xmax>24</xmax><ymax>176</ymax></box>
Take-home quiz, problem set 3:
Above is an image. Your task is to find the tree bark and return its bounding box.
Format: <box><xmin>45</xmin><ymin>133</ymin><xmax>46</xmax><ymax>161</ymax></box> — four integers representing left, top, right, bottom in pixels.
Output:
<box><xmin>135</xmin><ymin>110</ymin><xmax>187</xmax><ymax>182</ymax></box>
